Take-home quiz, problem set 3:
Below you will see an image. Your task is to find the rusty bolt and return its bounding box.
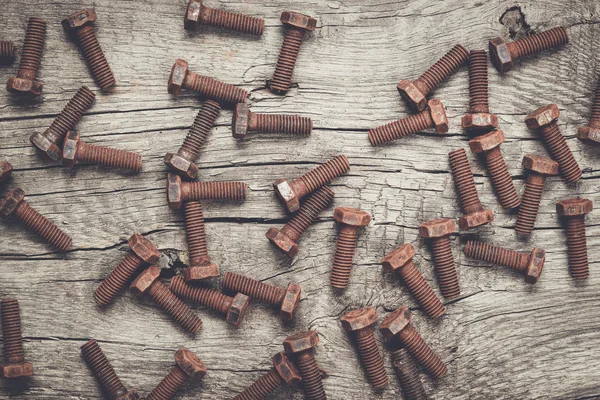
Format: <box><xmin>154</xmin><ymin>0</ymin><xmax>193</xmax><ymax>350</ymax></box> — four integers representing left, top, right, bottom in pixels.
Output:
<box><xmin>62</xmin><ymin>8</ymin><xmax>116</xmax><ymax>91</ymax></box>
<box><xmin>0</xmin><ymin>41</ymin><xmax>15</xmax><ymax>65</ymax></box>
<box><xmin>233</xmin><ymin>103</ymin><xmax>312</xmax><ymax>139</ymax></box>
<box><xmin>341</xmin><ymin>307</ymin><xmax>388</xmax><ymax>390</ymax></box>
<box><xmin>461</xmin><ymin>50</ymin><xmax>498</xmax><ymax>134</ymax></box>
<box><xmin>273</xmin><ymin>154</ymin><xmax>349</xmax><ymax>213</ymax></box>
<box><xmin>525</xmin><ymin>104</ymin><xmax>582</xmax><ymax>183</ymax></box>
<box><xmin>182</xmin><ymin>201</ymin><xmax>219</xmax><ymax>282</ymax></box>
<box><xmin>0</xmin><ymin>160</ymin><xmax>13</xmax><ymax>184</ymax></box>
<box><xmin>283</xmin><ymin>331</ymin><xmax>326</xmax><ymax>400</ymax></box>
<box><xmin>391</xmin><ymin>347</ymin><xmax>428</xmax><ymax>400</ymax></box>
<box><xmin>397</xmin><ymin>44</ymin><xmax>469</xmax><ymax>112</ymax></box>
<box><xmin>382</xmin><ymin>244</ymin><xmax>446</xmax><ymax>318</ymax></box>
<box><xmin>184</xmin><ymin>0</ymin><xmax>264</xmax><ymax>35</ymax></box>
<box><xmin>419</xmin><ymin>218</ymin><xmax>459</xmax><ymax>300</ymax></box>
<box><xmin>233</xmin><ymin>352</ymin><xmax>301</xmax><ymax>400</ymax></box>
<box><xmin>469</xmin><ymin>129</ymin><xmax>521</xmax><ymax>209</ymax></box>
<box><xmin>146</xmin><ymin>348</ymin><xmax>206</xmax><ymax>400</ymax></box>
<box><xmin>94</xmin><ymin>233</ymin><xmax>160</xmax><ymax>306</ymax></box>
<box><xmin>489</xmin><ymin>26</ymin><xmax>568</xmax><ymax>73</ymax></box>
<box><xmin>167</xmin><ymin>173</ymin><xmax>247</xmax><ymax>210</ymax></box>
<box><xmin>331</xmin><ymin>207</ymin><xmax>371</xmax><ymax>289</ymax></box>
<box><xmin>0</xmin><ymin>299</ymin><xmax>33</xmax><ymax>379</ymax></box>
<box><xmin>164</xmin><ymin>100</ymin><xmax>221</xmax><ymax>179</ymax></box>
<box><xmin>556</xmin><ymin>198</ymin><xmax>593</xmax><ymax>279</ymax></box>
<box><xmin>464</xmin><ymin>240</ymin><xmax>545</xmax><ymax>284</ymax></box>
<box><xmin>81</xmin><ymin>339</ymin><xmax>140</xmax><ymax>400</ymax></box>
<box><xmin>6</xmin><ymin>18</ymin><xmax>46</xmax><ymax>95</ymax></box>
<box><xmin>368</xmin><ymin>99</ymin><xmax>448</xmax><ymax>146</ymax></box>
<box><xmin>61</xmin><ymin>131</ymin><xmax>142</xmax><ymax>171</ymax></box>
<box><xmin>380</xmin><ymin>306</ymin><xmax>447</xmax><ymax>379</ymax></box>
<box><xmin>0</xmin><ymin>188</ymin><xmax>72</xmax><ymax>252</ymax></box>
<box><xmin>515</xmin><ymin>155</ymin><xmax>559</xmax><ymax>235</ymax></box>
<box><xmin>578</xmin><ymin>79</ymin><xmax>600</xmax><ymax>145</ymax></box>
<box><xmin>221</xmin><ymin>272</ymin><xmax>301</xmax><ymax>321</ymax></box>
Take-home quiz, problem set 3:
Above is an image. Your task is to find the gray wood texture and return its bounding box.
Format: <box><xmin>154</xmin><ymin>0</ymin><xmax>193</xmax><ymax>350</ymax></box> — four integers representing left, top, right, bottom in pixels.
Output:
<box><xmin>0</xmin><ymin>0</ymin><xmax>599</xmax><ymax>399</ymax></box>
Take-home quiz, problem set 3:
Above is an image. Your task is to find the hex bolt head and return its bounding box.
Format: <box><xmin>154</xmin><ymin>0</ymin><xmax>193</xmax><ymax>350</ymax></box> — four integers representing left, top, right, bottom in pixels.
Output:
<box><xmin>0</xmin><ymin>160</ymin><xmax>13</xmax><ymax>183</ymax></box>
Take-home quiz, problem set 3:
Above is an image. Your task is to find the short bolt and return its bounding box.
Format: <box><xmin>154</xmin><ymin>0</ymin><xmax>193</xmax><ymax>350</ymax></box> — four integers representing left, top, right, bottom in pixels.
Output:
<box><xmin>167</xmin><ymin>173</ymin><xmax>248</xmax><ymax>209</ymax></box>
<box><xmin>184</xmin><ymin>0</ymin><xmax>264</xmax><ymax>35</ymax></box>
<box><xmin>283</xmin><ymin>331</ymin><xmax>327</xmax><ymax>400</ymax></box>
<box><xmin>234</xmin><ymin>352</ymin><xmax>301</xmax><ymax>400</ymax></box>
<box><xmin>233</xmin><ymin>103</ymin><xmax>312</xmax><ymax>139</ymax></box>
<box><xmin>390</xmin><ymin>347</ymin><xmax>428</xmax><ymax>400</ymax></box>
<box><xmin>0</xmin><ymin>299</ymin><xmax>33</xmax><ymax>378</ymax></box>
<box><xmin>146</xmin><ymin>348</ymin><xmax>206</xmax><ymax>400</ymax></box>
<box><xmin>61</xmin><ymin>131</ymin><xmax>142</xmax><ymax>171</ymax></box>
<box><xmin>331</xmin><ymin>207</ymin><xmax>371</xmax><ymax>289</ymax></box>
<box><xmin>182</xmin><ymin>201</ymin><xmax>219</xmax><ymax>282</ymax></box>
<box><xmin>556</xmin><ymin>198</ymin><xmax>593</xmax><ymax>279</ymax></box>
<box><xmin>0</xmin><ymin>41</ymin><xmax>15</xmax><ymax>65</ymax></box>
<box><xmin>0</xmin><ymin>188</ymin><xmax>72</xmax><ymax>252</ymax></box>
<box><xmin>461</xmin><ymin>50</ymin><xmax>498</xmax><ymax>134</ymax></box>
<box><xmin>6</xmin><ymin>17</ymin><xmax>46</xmax><ymax>95</ymax></box>
<box><xmin>0</xmin><ymin>160</ymin><xmax>13</xmax><ymax>183</ymax></box>
<box><xmin>577</xmin><ymin>78</ymin><xmax>600</xmax><ymax>145</ymax></box>
<box><xmin>368</xmin><ymin>99</ymin><xmax>449</xmax><ymax>146</ymax></box>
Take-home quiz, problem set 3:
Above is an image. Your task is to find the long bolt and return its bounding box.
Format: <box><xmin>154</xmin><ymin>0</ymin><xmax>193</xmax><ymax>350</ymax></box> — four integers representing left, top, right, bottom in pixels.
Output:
<box><xmin>234</xmin><ymin>352</ymin><xmax>301</xmax><ymax>400</ymax></box>
<box><xmin>419</xmin><ymin>219</ymin><xmax>459</xmax><ymax>300</ymax></box>
<box><xmin>391</xmin><ymin>348</ymin><xmax>427</xmax><ymax>400</ymax></box>
<box><xmin>167</xmin><ymin>173</ymin><xmax>247</xmax><ymax>209</ymax></box>
<box><xmin>62</xmin><ymin>131</ymin><xmax>142</xmax><ymax>171</ymax></box>
<box><xmin>233</xmin><ymin>103</ymin><xmax>312</xmax><ymax>138</ymax></box>
<box><xmin>461</xmin><ymin>50</ymin><xmax>498</xmax><ymax>133</ymax></box>
<box><xmin>146</xmin><ymin>348</ymin><xmax>206</xmax><ymax>400</ymax></box>
<box><xmin>577</xmin><ymin>79</ymin><xmax>600</xmax><ymax>144</ymax></box>
<box><xmin>556</xmin><ymin>198</ymin><xmax>593</xmax><ymax>279</ymax></box>
<box><xmin>0</xmin><ymin>299</ymin><xmax>33</xmax><ymax>378</ymax></box>
<box><xmin>331</xmin><ymin>207</ymin><xmax>371</xmax><ymax>289</ymax></box>
<box><xmin>184</xmin><ymin>0</ymin><xmax>264</xmax><ymax>35</ymax></box>
<box><xmin>0</xmin><ymin>41</ymin><xmax>15</xmax><ymax>65</ymax></box>
<box><xmin>283</xmin><ymin>331</ymin><xmax>326</xmax><ymax>400</ymax></box>
<box><xmin>182</xmin><ymin>201</ymin><xmax>219</xmax><ymax>281</ymax></box>
<box><xmin>0</xmin><ymin>160</ymin><xmax>13</xmax><ymax>183</ymax></box>
<box><xmin>6</xmin><ymin>18</ymin><xmax>46</xmax><ymax>95</ymax></box>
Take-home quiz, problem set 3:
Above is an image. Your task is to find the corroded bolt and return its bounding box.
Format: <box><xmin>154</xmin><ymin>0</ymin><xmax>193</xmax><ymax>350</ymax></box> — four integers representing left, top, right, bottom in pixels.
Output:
<box><xmin>283</xmin><ymin>331</ymin><xmax>327</xmax><ymax>400</ymax></box>
<box><xmin>268</xmin><ymin>12</ymin><xmax>317</xmax><ymax>95</ymax></box>
<box><xmin>0</xmin><ymin>160</ymin><xmax>13</xmax><ymax>183</ymax></box>
<box><xmin>62</xmin><ymin>8</ymin><xmax>116</xmax><ymax>91</ymax></box>
<box><xmin>62</xmin><ymin>131</ymin><xmax>142</xmax><ymax>171</ymax></box>
<box><xmin>131</xmin><ymin>265</ymin><xmax>203</xmax><ymax>335</ymax></box>
<box><xmin>6</xmin><ymin>17</ymin><xmax>46</xmax><ymax>95</ymax></box>
<box><xmin>267</xmin><ymin>186</ymin><xmax>334</xmax><ymax>257</ymax></box>
<box><xmin>81</xmin><ymin>339</ymin><xmax>140</xmax><ymax>400</ymax></box>
<box><xmin>168</xmin><ymin>58</ymin><xmax>248</xmax><ymax>106</ymax></box>
<box><xmin>525</xmin><ymin>104</ymin><xmax>582</xmax><ymax>183</ymax></box>
<box><xmin>0</xmin><ymin>299</ymin><xmax>33</xmax><ymax>379</ymax></box>
<box><xmin>556</xmin><ymin>198</ymin><xmax>593</xmax><ymax>279</ymax></box>
<box><xmin>184</xmin><ymin>0</ymin><xmax>264</xmax><ymax>35</ymax></box>
<box><xmin>331</xmin><ymin>207</ymin><xmax>371</xmax><ymax>289</ymax></box>
<box><xmin>419</xmin><ymin>218</ymin><xmax>459</xmax><ymax>300</ymax></box>
<box><xmin>164</xmin><ymin>100</ymin><xmax>221</xmax><ymax>179</ymax></box>
<box><xmin>0</xmin><ymin>188</ymin><xmax>72</xmax><ymax>252</ymax></box>
<box><xmin>463</xmin><ymin>240</ymin><xmax>545</xmax><ymax>284</ymax></box>
<box><xmin>167</xmin><ymin>173</ymin><xmax>248</xmax><ymax>209</ymax></box>
<box><xmin>0</xmin><ymin>41</ymin><xmax>15</xmax><ymax>65</ymax></box>
<box><xmin>577</xmin><ymin>79</ymin><xmax>600</xmax><ymax>145</ymax></box>
<box><xmin>469</xmin><ymin>129</ymin><xmax>521</xmax><ymax>209</ymax></box>
<box><xmin>182</xmin><ymin>201</ymin><xmax>219</xmax><ymax>282</ymax></box>
<box><xmin>273</xmin><ymin>154</ymin><xmax>349</xmax><ymax>213</ymax></box>
<box><xmin>380</xmin><ymin>306</ymin><xmax>447</xmax><ymax>379</ymax></box>
<box><xmin>515</xmin><ymin>155</ymin><xmax>559</xmax><ymax>235</ymax></box>
<box><xmin>221</xmin><ymin>272</ymin><xmax>301</xmax><ymax>321</ymax></box>
<box><xmin>382</xmin><ymin>244</ymin><xmax>446</xmax><ymax>319</ymax></box>
<box><xmin>448</xmin><ymin>148</ymin><xmax>494</xmax><ymax>230</ymax></box>
<box><xmin>461</xmin><ymin>50</ymin><xmax>498</xmax><ymax>134</ymax></box>
<box><xmin>233</xmin><ymin>103</ymin><xmax>313</xmax><ymax>139</ymax></box>
<box><xmin>94</xmin><ymin>234</ymin><xmax>160</xmax><ymax>306</ymax></box>
<box><xmin>341</xmin><ymin>307</ymin><xmax>388</xmax><ymax>390</ymax></box>
<box><xmin>489</xmin><ymin>26</ymin><xmax>569</xmax><ymax>73</ymax></box>
<box><xmin>390</xmin><ymin>347</ymin><xmax>428</xmax><ymax>400</ymax></box>
<box><xmin>368</xmin><ymin>99</ymin><xmax>448</xmax><ymax>146</ymax></box>
<box><xmin>30</xmin><ymin>86</ymin><xmax>96</xmax><ymax>161</ymax></box>
<box><xmin>233</xmin><ymin>352</ymin><xmax>301</xmax><ymax>400</ymax></box>
<box><xmin>146</xmin><ymin>348</ymin><xmax>206</xmax><ymax>400</ymax></box>
<box><xmin>170</xmin><ymin>275</ymin><xmax>249</xmax><ymax>327</ymax></box>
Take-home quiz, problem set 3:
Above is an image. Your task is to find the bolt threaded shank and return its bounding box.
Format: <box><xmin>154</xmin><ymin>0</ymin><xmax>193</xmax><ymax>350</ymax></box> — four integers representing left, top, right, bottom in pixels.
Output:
<box><xmin>368</xmin><ymin>111</ymin><xmax>433</xmax><ymax>146</ymax></box>
<box><xmin>222</xmin><ymin>272</ymin><xmax>285</xmax><ymax>306</ymax></box>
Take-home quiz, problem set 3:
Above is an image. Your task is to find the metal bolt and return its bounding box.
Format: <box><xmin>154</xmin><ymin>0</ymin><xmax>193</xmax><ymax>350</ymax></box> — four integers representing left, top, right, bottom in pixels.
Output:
<box><xmin>0</xmin><ymin>299</ymin><xmax>33</xmax><ymax>379</ymax></box>
<box><xmin>273</xmin><ymin>154</ymin><xmax>349</xmax><ymax>213</ymax></box>
<box><xmin>525</xmin><ymin>104</ymin><xmax>582</xmax><ymax>183</ymax></box>
<box><xmin>577</xmin><ymin>78</ymin><xmax>600</xmax><ymax>145</ymax></box>
<box><xmin>234</xmin><ymin>352</ymin><xmax>301</xmax><ymax>400</ymax></box>
<box><xmin>221</xmin><ymin>271</ymin><xmax>301</xmax><ymax>321</ymax></box>
<box><xmin>390</xmin><ymin>347</ymin><xmax>428</xmax><ymax>400</ymax></box>
<box><xmin>469</xmin><ymin>129</ymin><xmax>521</xmax><ymax>209</ymax></box>
<box><xmin>380</xmin><ymin>306</ymin><xmax>447</xmax><ymax>379</ymax></box>
<box><xmin>80</xmin><ymin>339</ymin><xmax>140</xmax><ymax>400</ymax></box>
<box><xmin>418</xmin><ymin>218</ymin><xmax>459</xmax><ymax>300</ymax></box>
<box><xmin>267</xmin><ymin>186</ymin><xmax>334</xmax><ymax>257</ymax></box>
<box><xmin>6</xmin><ymin>17</ymin><xmax>46</xmax><ymax>95</ymax></box>
<box><xmin>167</xmin><ymin>173</ymin><xmax>247</xmax><ymax>210</ymax></box>
<box><xmin>283</xmin><ymin>331</ymin><xmax>327</xmax><ymax>400</ymax></box>
<box><xmin>448</xmin><ymin>148</ymin><xmax>494</xmax><ymax>230</ymax></box>
<box><xmin>340</xmin><ymin>307</ymin><xmax>388</xmax><ymax>390</ymax></box>
<box><xmin>146</xmin><ymin>348</ymin><xmax>206</xmax><ymax>400</ymax></box>
<box><xmin>331</xmin><ymin>207</ymin><xmax>371</xmax><ymax>289</ymax></box>
<box><xmin>382</xmin><ymin>244</ymin><xmax>446</xmax><ymax>319</ymax></box>
<box><xmin>94</xmin><ymin>234</ymin><xmax>160</xmax><ymax>306</ymax></box>
<box><xmin>463</xmin><ymin>240</ymin><xmax>545</xmax><ymax>284</ymax></box>
<box><xmin>515</xmin><ymin>155</ymin><xmax>559</xmax><ymax>235</ymax></box>
<box><xmin>0</xmin><ymin>160</ymin><xmax>13</xmax><ymax>183</ymax></box>
<box><xmin>0</xmin><ymin>41</ymin><xmax>15</xmax><ymax>65</ymax></box>
<box><xmin>397</xmin><ymin>44</ymin><xmax>469</xmax><ymax>112</ymax></box>
<box><xmin>168</xmin><ymin>58</ymin><xmax>248</xmax><ymax>105</ymax></box>
<box><xmin>556</xmin><ymin>198</ymin><xmax>593</xmax><ymax>279</ymax></box>
<box><xmin>164</xmin><ymin>100</ymin><xmax>221</xmax><ymax>179</ymax></box>
<box><xmin>368</xmin><ymin>99</ymin><xmax>449</xmax><ymax>146</ymax></box>
<box><xmin>61</xmin><ymin>131</ymin><xmax>142</xmax><ymax>171</ymax></box>
<box><xmin>130</xmin><ymin>265</ymin><xmax>203</xmax><ymax>335</ymax></box>
<box><xmin>182</xmin><ymin>201</ymin><xmax>219</xmax><ymax>282</ymax></box>
<box><xmin>489</xmin><ymin>26</ymin><xmax>568</xmax><ymax>73</ymax></box>
<box><xmin>62</xmin><ymin>8</ymin><xmax>116</xmax><ymax>91</ymax></box>
<box><xmin>184</xmin><ymin>0</ymin><xmax>264</xmax><ymax>35</ymax></box>
<box><xmin>0</xmin><ymin>188</ymin><xmax>72</xmax><ymax>252</ymax></box>
<box><xmin>233</xmin><ymin>103</ymin><xmax>312</xmax><ymax>139</ymax></box>
<box><xmin>461</xmin><ymin>50</ymin><xmax>498</xmax><ymax>134</ymax></box>
<box><xmin>30</xmin><ymin>86</ymin><xmax>96</xmax><ymax>161</ymax></box>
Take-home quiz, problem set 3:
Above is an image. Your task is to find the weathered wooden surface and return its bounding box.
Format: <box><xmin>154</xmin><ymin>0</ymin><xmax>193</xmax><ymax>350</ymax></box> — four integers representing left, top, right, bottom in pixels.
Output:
<box><xmin>0</xmin><ymin>0</ymin><xmax>599</xmax><ymax>399</ymax></box>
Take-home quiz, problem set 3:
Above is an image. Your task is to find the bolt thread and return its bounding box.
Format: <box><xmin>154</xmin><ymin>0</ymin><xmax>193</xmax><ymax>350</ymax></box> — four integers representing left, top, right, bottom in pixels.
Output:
<box><xmin>1</xmin><ymin>299</ymin><xmax>26</xmax><ymax>365</ymax></box>
<box><xmin>183</xmin><ymin>201</ymin><xmax>210</xmax><ymax>265</ymax></box>
<box><xmin>507</xmin><ymin>26</ymin><xmax>568</xmax><ymax>60</ymax></box>
<box><xmin>253</xmin><ymin>113</ymin><xmax>312</xmax><ymax>135</ymax></box>
<box><xmin>399</xmin><ymin>261</ymin><xmax>446</xmax><ymax>319</ymax></box>
<box><xmin>74</xmin><ymin>25</ymin><xmax>115</xmax><ymax>90</ymax></box>
<box><xmin>368</xmin><ymin>111</ymin><xmax>433</xmax><ymax>146</ymax></box>
<box><xmin>146</xmin><ymin>366</ymin><xmax>188</xmax><ymax>400</ymax></box>
<box><xmin>202</xmin><ymin>6</ymin><xmax>264</xmax><ymax>36</ymax></box>
<box><xmin>94</xmin><ymin>252</ymin><xmax>145</xmax><ymax>305</ymax></box>
<box><xmin>269</xmin><ymin>28</ymin><xmax>305</xmax><ymax>94</ymax></box>
<box><xmin>354</xmin><ymin>329</ymin><xmax>388</xmax><ymax>390</ymax></box>
<box><xmin>17</xmin><ymin>18</ymin><xmax>46</xmax><ymax>80</ymax></box>
<box><xmin>331</xmin><ymin>226</ymin><xmax>358</xmax><ymax>289</ymax></box>
<box><xmin>449</xmin><ymin>148</ymin><xmax>483</xmax><ymax>214</ymax></box>
<box><xmin>13</xmin><ymin>200</ymin><xmax>72</xmax><ymax>251</ymax></box>
<box><xmin>80</xmin><ymin>339</ymin><xmax>127</xmax><ymax>398</ymax></box>
<box><xmin>147</xmin><ymin>280</ymin><xmax>203</xmax><ymax>334</ymax></box>
<box><xmin>430</xmin><ymin>236</ymin><xmax>459</xmax><ymax>300</ymax></box>
<box><xmin>565</xmin><ymin>216</ymin><xmax>589</xmax><ymax>279</ymax></box>
<box><xmin>180</xmin><ymin>100</ymin><xmax>221</xmax><ymax>160</ymax></box>
<box><xmin>222</xmin><ymin>272</ymin><xmax>285</xmax><ymax>306</ymax></box>
<box><xmin>281</xmin><ymin>186</ymin><xmax>334</xmax><ymax>242</ymax></box>
<box><xmin>391</xmin><ymin>349</ymin><xmax>428</xmax><ymax>400</ymax></box>
<box><xmin>515</xmin><ymin>176</ymin><xmax>545</xmax><ymax>235</ymax></box>
<box><xmin>184</xmin><ymin>72</ymin><xmax>247</xmax><ymax>105</ymax></box>
<box><xmin>0</xmin><ymin>41</ymin><xmax>15</xmax><ymax>65</ymax></box>
<box><xmin>78</xmin><ymin>142</ymin><xmax>142</xmax><ymax>171</ymax></box>
<box><xmin>170</xmin><ymin>276</ymin><xmax>231</xmax><ymax>315</ymax></box>
<box><xmin>295</xmin><ymin>352</ymin><xmax>327</xmax><ymax>400</ymax></box>
<box><xmin>183</xmin><ymin>181</ymin><xmax>247</xmax><ymax>201</ymax></box>
<box><xmin>467</xmin><ymin>50</ymin><xmax>490</xmax><ymax>114</ymax></box>
<box><xmin>399</xmin><ymin>324</ymin><xmax>447</xmax><ymax>379</ymax></box>
<box><xmin>297</xmin><ymin>154</ymin><xmax>350</xmax><ymax>194</ymax></box>
<box><xmin>414</xmin><ymin>44</ymin><xmax>469</xmax><ymax>95</ymax></box>
<box><xmin>539</xmin><ymin>123</ymin><xmax>582</xmax><ymax>183</ymax></box>
<box><xmin>234</xmin><ymin>368</ymin><xmax>282</xmax><ymax>400</ymax></box>
<box><xmin>464</xmin><ymin>240</ymin><xmax>529</xmax><ymax>273</ymax></box>
<box><xmin>590</xmin><ymin>80</ymin><xmax>600</xmax><ymax>127</ymax></box>
<box><xmin>43</xmin><ymin>86</ymin><xmax>96</xmax><ymax>145</ymax></box>
<box><xmin>485</xmin><ymin>146</ymin><xmax>521</xmax><ymax>209</ymax></box>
